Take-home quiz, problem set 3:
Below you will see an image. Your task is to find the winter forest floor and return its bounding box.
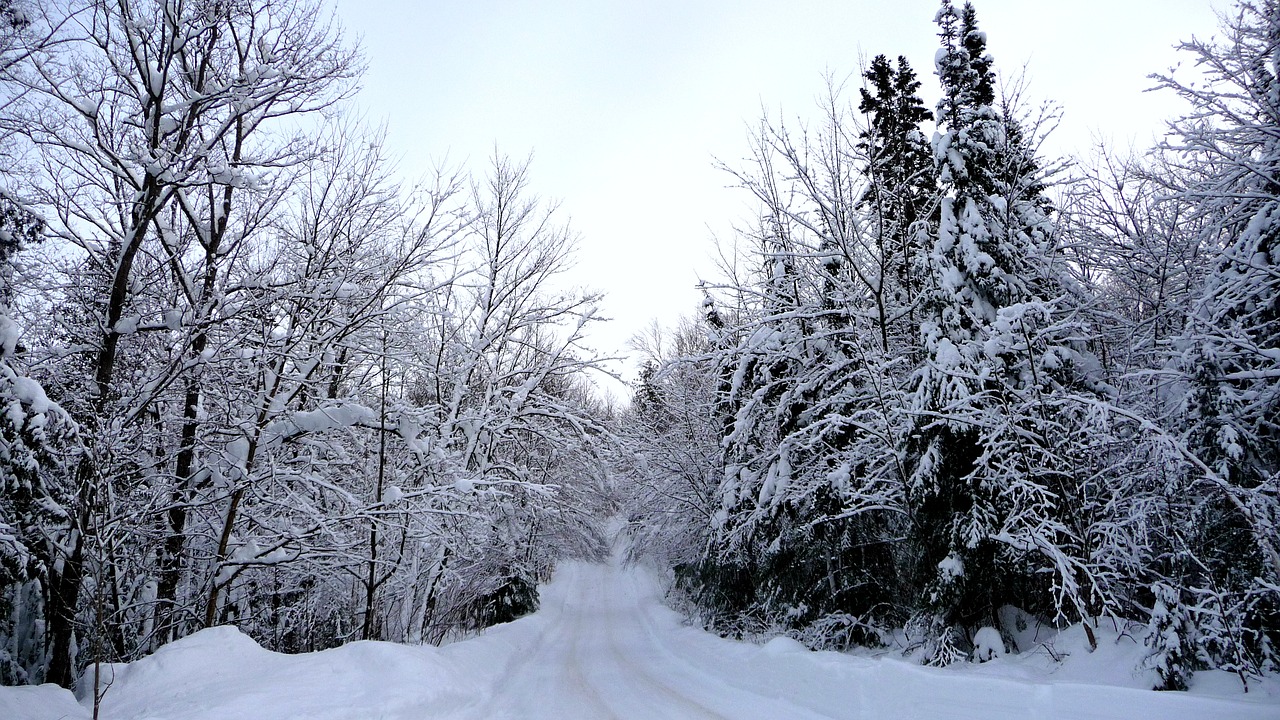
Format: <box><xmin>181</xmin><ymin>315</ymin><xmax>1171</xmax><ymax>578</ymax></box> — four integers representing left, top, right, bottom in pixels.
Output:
<box><xmin>3</xmin><ymin>531</ymin><xmax>1279</xmax><ymax>720</ymax></box>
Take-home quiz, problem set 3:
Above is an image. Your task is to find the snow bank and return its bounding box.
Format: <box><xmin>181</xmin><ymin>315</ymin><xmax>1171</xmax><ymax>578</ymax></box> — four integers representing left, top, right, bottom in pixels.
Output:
<box><xmin>0</xmin><ymin>614</ymin><xmax>550</xmax><ymax>720</ymax></box>
<box><xmin>109</xmin><ymin>619</ymin><xmax>553</xmax><ymax>720</ymax></box>
<box><xmin>0</xmin><ymin>683</ymin><xmax>85</xmax><ymax>720</ymax></box>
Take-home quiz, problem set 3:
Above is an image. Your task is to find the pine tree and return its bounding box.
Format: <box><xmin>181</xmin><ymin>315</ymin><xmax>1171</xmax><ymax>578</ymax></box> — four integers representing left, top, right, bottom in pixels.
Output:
<box><xmin>1145</xmin><ymin>582</ymin><xmax>1200</xmax><ymax>691</ymax></box>
<box><xmin>858</xmin><ymin>54</ymin><xmax>936</xmax><ymax>333</ymax></box>
<box><xmin>0</xmin><ymin>196</ymin><xmax>78</xmax><ymax>684</ymax></box>
<box><xmin>711</xmin><ymin>218</ymin><xmax>811</xmax><ymax>631</ymax></box>
<box><xmin>905</xmin><ymin>1</ymin><xmax>1111</xmax><ymax>662</ymax></box>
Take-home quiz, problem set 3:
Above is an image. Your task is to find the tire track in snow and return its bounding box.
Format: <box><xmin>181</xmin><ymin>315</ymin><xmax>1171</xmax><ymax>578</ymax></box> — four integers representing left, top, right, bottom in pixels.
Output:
<box><xmin>598</xmin><ymin>640</ymin><xmax>728</xmax><ymax>719</ymax></box>
<box><xmin>564</xmin><ymin>579</ymin><xmax>620</xmax><ymax>720</ymax></box>
<box><xmin>590</xmin><ymin>565</ymin><xmax>732</xmax><ymax>719</ymax></box>
<box><xmin>477</xmin><ymin>563</ymin><xmax>616</xmax><ymax>720</ymax></box>
<box><xmin>474</xmin><ymin>559</ymin><xmax>838</xmax><ymax>719</ymax></box>
<box><xmin>611</xmin><ymin>564</ymin><xmax>839</xmax><ymax>720</ymax></box>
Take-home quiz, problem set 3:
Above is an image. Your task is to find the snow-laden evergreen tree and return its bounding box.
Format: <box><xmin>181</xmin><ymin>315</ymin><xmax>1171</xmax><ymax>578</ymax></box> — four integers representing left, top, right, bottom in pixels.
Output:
<box><xmin>708</xmin><ymin>212</ymin><xmax>818</xmax><ymax>635</ymax></box>
<box><xmin>0</xmin><ymin>197</ymin><xmax>77</xmax><ymax>684</ymax></box>
<box><xmin>905</xmin><ymin>1</ymin><xmax>1114</xmax><ymax>663</ymax></box>
<box><xmin>858</xmin><ymin>54</ymin><xmax>936</xmax><ymax>345</ymax></box>
<box><xmin>1144</xmin><ymin>581</ymin><xmax>1200</xmax><ymax>691</ymax></box>
<box><xmin>1154</xmin><ymin>0</ymin><xmax>1280</xmax><ymax>683</ymax></box>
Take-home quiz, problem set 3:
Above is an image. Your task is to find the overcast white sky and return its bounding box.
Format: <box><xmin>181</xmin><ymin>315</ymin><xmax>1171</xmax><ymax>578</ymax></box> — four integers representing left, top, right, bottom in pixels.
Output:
<box><xmin>331</xmin><ymin>0</ymin><xmax>1222</xmax><ymax>400</ymax></box>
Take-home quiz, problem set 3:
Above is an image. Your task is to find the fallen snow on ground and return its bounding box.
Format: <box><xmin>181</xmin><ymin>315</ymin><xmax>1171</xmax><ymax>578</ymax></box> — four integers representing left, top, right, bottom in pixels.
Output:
<box><xmin>4</xmin><ymin>551</ymin><xmax>1279</xmax><ymax>719</ymax></box>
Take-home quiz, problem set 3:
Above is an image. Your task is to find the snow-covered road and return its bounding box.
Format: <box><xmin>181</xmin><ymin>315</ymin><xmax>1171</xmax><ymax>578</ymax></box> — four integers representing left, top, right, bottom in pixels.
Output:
<box><xmin>5</xmin><ymin>546</ymin><xmax>1279</xmax><ymax>720</ymax></box>
<box><xmin>477</xmin><ymin>560</ymin><xmax>831</xmax><ymax>720</ymax></box>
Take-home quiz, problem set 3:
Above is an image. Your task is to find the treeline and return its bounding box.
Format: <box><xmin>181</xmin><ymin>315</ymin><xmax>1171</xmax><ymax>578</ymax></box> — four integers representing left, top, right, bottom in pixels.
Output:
<box><xmin>0</xmin><ymin>0</ymin><xmax>610</xmax><ymax>688</ymax></box>
<box><xmin>618</xmin><ymin>0</ymin><xmax>1279</xmax><ymax>690</ymax></box>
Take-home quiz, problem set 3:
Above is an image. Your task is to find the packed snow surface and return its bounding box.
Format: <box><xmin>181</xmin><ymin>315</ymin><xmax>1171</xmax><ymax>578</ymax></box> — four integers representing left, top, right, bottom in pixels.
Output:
<box><xmin>5</xmin><ymin>549</ymin><xmax>1278</xmax><ymax>719</ymax></box>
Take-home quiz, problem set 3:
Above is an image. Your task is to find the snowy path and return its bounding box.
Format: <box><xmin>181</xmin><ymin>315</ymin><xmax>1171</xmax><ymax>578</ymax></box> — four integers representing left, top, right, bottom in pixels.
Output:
<box><xmin>475</xmin><ymin>560</ymin><xmax>832</xmax><ymax>720</ymax></box>
<box><xmin>5</xmin><ymin>548</ymin><xmax>1279</xmax><ymax>720</ymax></box>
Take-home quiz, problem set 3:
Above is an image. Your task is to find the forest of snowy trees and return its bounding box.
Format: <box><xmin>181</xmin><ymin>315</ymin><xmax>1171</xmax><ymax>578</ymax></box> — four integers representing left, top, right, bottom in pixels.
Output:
<box><xmin>0</xmin><ymin>0</ymin><xmax>612</xmax><ymax>690</ymax></box>
<box><xmin>619</xmin><ymin>0</ymin><xmax>1279</xmax><ymax>693</ymax></box>
<box><xmin>0</xmin><ymin>0</ymin><xmax>1275</xmax><ymax>698</ymax></box>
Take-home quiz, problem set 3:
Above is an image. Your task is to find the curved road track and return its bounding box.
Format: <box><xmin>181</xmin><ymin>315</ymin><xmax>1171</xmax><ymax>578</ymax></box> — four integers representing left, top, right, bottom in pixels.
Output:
<box><xmin>478</xmin><ymin>561</ymin><xmax>834</xmax><ymax>720</ymax></box>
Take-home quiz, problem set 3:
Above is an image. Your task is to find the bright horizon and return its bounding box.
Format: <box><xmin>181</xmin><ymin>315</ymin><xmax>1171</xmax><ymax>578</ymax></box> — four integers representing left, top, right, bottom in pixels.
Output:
<box><xmin>332</xmin><ymin>0</ymin><xmax>1223</xmax><ymax>401</ymax></box>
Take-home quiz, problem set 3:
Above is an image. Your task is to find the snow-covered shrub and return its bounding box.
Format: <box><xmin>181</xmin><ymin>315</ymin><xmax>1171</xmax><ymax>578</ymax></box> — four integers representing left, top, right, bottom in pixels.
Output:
<box><xmin>972</xmin><ymin>626</ymin><xmax>1005</xmax><ymax>662</ymax></box>
<box><xmin>796</xmin><ymin>612</ymin><xmax>888</xmax><ymax>652</ymax></box>
<box><xmin>1187</xmin><ymin>581</ymin><xmax>1280</xmax><ymax>692</ymax></box>
<box><xmin>907</xmin><ymin>612</ymin><xmax>966</xmax><ymax>667</ymax></box>
<box><xmin>927</xmin><ymin>625</ymin><xmax>966</xmax><ymax>668</ymax></box>
<box><xmin>1144</xmin><ymin>582</ymin><xmax>1200</xmax><ymax>691</ymax></box>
